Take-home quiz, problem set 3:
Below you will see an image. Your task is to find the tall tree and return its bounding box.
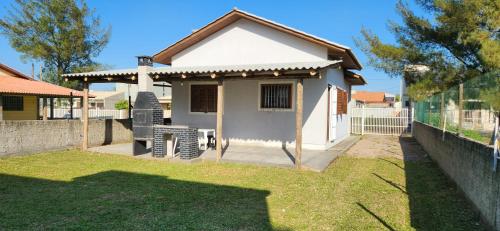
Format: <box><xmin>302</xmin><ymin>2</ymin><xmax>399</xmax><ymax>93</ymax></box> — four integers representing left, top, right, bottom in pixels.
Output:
<box><xmin>0</xmin><ymin>0</ymin><xmax>111</xmax><ymax>88</ymax></box>
<box><xmin>355</xmin><ymin>0</ymin><xmax>499</xmax><ymax>102</ymax></box>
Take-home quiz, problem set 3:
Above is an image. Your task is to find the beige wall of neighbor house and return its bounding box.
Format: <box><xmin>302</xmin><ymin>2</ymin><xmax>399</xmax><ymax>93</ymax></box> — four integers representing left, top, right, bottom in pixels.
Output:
<box><xmin>3</xmin><ymin>95</ymin><xmax>37</xmax><ymax>120</ymax></box>
<box><xmin>172</xmin><ymin>19</ymin><xmax>328</xmax><ymax>67</ymax></box>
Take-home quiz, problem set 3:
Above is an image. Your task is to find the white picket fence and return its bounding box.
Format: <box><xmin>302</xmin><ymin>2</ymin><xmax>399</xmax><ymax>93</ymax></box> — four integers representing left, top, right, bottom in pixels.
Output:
<box><xmin>351</xmin><ymin>107</ymin><xmax>412</xmax><ymax>135</ymax></box>
<box><xmin>48</xmin><ymin>108</ymin><xmax>129</xmax><ymax>119</ymax></box>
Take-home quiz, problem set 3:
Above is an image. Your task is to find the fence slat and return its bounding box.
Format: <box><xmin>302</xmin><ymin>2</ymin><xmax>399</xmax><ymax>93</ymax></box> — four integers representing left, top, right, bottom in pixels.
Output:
<box><xmin>351</xmin><ymin>107</ymin><xmax>412</xmax><ymax>136</ymax></box>
<box><xmin>46</xmin><ymin>108</ymin><xmax>129</xmax><ymax>119</ymax></box>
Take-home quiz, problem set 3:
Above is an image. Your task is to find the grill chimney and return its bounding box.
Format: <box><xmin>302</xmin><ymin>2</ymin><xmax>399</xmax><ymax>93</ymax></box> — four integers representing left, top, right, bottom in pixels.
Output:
<box><xmin>137</xmin><ymin>56</ymin><xmax>153</xmax><ymax>66</ymax></box>
<box><xmin>136</xmin><ymin>56</ymin><xmax>153</xmax><ymax>92</ymax></box>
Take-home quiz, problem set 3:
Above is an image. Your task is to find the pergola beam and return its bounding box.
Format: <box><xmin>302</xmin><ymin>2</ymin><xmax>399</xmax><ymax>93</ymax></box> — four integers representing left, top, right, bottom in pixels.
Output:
<box><xmin>65</xmin><ymin>70</ymin><xmax>321</xmax><ymax>83</ymax></box>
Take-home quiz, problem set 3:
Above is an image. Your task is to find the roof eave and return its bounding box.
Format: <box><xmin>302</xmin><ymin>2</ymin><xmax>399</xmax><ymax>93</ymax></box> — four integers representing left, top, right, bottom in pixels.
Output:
<box><xmin>152</xmin><ymin>9</ymin><xmax>363</xmax><ymax>70</ymax></box>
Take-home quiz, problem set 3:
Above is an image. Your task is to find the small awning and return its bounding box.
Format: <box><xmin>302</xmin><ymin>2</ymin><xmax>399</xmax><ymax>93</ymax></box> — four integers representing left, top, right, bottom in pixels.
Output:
<box><xmin>344</xmin><ymin>70</ymin><xmax>367</xmax><ymax>85</ymax></box>
<box><xmin>0</xmin><ymin>75</ymin><xmax>87</xmax><ymax>97</ymax></box>
<box><xmin>62</xmin><ymin>61</ymin><xmax>342</xmax><ymax>83</ymax></box>
<box><xmin>63</xmin><ymin>68</ymin><xmax>138</xmax><ymax>78</ymax></box>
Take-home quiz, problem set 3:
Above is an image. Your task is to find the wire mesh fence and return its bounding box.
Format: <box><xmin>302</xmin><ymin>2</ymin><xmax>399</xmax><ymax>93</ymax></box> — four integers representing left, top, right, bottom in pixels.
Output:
<box><xmin>414</xmin><ymin>73</ymin><xmax>499</xmax><ymax>145</ymax></box>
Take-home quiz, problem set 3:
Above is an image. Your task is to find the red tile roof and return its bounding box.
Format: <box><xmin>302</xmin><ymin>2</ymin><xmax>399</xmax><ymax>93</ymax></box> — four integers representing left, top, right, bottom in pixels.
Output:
<box><xmin>0</xmin><ymin>63</ymin><xmax>87</xmax><ymax>97</ymax></box>
<box><xmin>352</xmin><ymin>91</ymin><xmax>386</xmax><ymax>103</ymax></box>
<box><xmin>0</xmin><ymin>74</ymin><xmax>86</xmax><ymax>97</ymax></box>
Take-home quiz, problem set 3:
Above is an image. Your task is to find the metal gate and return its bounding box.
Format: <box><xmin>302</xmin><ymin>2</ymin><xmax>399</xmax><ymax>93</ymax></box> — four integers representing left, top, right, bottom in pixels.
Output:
<box><xmin>351</xmin><ymin>107</ymin><xmax>413</xmax><ymax>135</ymax></box>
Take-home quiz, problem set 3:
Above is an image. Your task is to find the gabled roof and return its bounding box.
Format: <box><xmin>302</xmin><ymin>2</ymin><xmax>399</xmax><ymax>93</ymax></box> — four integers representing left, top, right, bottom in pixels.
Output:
<box><xmin>0</xmin><ymin>74</ymin><xmax>86</xmax><ymax>97</ymax></box>
<box><xmin>0</xmin><ymin>62</ymin><xmax>86</xmax><ymax>97</ymax></box>
<box><xmin>153</xmin><ymin>9</ymin><xmax>362</xmax><ymax>70</ymax></box>
<box><xmin>352</xmin><ymin>91</ymin><xmax>386</xmax><ymax>103</ymax></box>
<box><xmin>0</xmin><ymin>63</ymin><xmax>32</xmax><ymax>79</ymax></box>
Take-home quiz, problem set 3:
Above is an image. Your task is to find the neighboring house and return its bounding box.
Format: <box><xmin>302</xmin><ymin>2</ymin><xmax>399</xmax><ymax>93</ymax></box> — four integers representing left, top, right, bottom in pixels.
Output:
<box><xmin>116</xmin><ymin>82</ymin><xmax>172</xmax><ymax>118</ymax></box>
<box><xmin>64</xmin><ymin>9</ymin><xmax>366</xmax><ymax>150</ymax></box>
<box><xmin>157</xmin><ymin>95</ymin><xmax>172</xmax><ymax>118</ymax></box>
<box><xmin>115</xmin><ymin>82</ymin><xmax>171</xmax><ymax>105</ymax></box>
<box><xmin>385</xmin><ymin>93</ymin><xmax>395</xmax><ymax>104</ymax></box>
<box><xmin>401</xmin><ymin>64</ymin><xmax>430</xmax><ymax>108</ymax></box>
<box><xmin>352</xmin><ymin>91</ymin><xmax>394</xmax><ymax>107</ymax></box>
<box><xmin>88</xmin><ymin>91</ymin><xmax>125</xmax><ymax>109</ymax></box>
<box><xmin>0</xmin><ymin>63</ymin><xmax>85</xmax><ymax>120</ymax></box>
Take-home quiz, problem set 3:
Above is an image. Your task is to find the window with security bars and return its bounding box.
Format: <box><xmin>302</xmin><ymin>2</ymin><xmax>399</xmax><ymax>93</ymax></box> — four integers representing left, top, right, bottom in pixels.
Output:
<box><xmin>337</xmin><ymin>88</ymin><xmax>348</xmax><ymax>114</ymax></box>
<box><xmin>2</xmin><ymin>95</ymin><xmax>23</xmax><ymax>111</ymax></box>
<box><xmin>190</xmin><ymin>85</ymin><xmax>217</xmax><ymax>113</ymax></box>
<box><xmin>260</xmin><ymin>84</ymin><xmax>292</xmax><ymax>109</ymax></box>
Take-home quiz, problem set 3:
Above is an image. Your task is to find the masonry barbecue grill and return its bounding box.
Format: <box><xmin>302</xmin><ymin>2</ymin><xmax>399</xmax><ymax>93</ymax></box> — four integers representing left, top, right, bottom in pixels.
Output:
<box><xmin>132</xmin><ymin>56</ymin><xmax>163</xmax><ymax>155</ymax></box>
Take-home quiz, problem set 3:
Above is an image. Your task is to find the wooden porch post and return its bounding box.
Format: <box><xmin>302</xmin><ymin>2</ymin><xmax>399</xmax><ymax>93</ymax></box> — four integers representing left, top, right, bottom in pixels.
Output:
<box><xmin>70</xmin><ymin>92</ymin><xmax>74</xmax><ymax>119</ymax></box>
<box><xmin>295</xmin><ymin>78</ymin><xmax>303</xmax><ymax>169</ymax></box>
<box><xmin>0</xmin><ymin>95</ymin><xmax>3</xmax><ymax>121</ymax></box>
<box><xmin>49</xmin><ymin>97</ymin><xmax>54</xmax><ymax>119</ymax></box>
<box><xmin>82</xmin><ymin>82</ymin><xmax>89</xmax><ymax>150</ymax></box>
<box><xmin>216</xmin><ymin>79</ymin><xmax>224</xmax><ymax>162</ymax></box>
<box><xmin>42</xmin><ymin>97</ymin><xmax>48</xmax><ymax>121</ymax></box>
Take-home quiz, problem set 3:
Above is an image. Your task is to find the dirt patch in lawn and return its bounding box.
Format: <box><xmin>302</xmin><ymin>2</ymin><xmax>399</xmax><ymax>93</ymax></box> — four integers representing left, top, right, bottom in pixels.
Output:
<box><xmin>345</xmin><ymin>135</ymin><xmax>428</xmax><ymax>161</ymax></box>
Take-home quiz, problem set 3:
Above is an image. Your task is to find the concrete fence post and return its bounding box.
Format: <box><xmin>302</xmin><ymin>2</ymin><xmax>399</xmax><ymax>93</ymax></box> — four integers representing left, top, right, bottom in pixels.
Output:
<box><xmin>493</xmin><ymin>116</ymin><xmax>499</xmax><ymax>171</ymax></box>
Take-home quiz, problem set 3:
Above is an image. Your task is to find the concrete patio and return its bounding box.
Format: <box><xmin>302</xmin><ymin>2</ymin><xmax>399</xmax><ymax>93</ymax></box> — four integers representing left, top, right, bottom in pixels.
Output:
<box><xmin>88</xmin><ymin>136</ymin><xmax>360</xmax><ymax>172</ymax></box>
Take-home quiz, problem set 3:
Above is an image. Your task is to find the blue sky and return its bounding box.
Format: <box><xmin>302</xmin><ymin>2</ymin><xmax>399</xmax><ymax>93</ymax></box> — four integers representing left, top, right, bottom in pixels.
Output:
<box><xmin>0</xmin><ymin>0</ymin><xmax>420</xmax><ymax>94</ymax></box>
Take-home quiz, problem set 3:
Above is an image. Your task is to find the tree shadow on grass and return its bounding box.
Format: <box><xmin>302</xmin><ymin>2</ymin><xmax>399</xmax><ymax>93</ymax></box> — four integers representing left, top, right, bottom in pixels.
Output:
<box><xmin>398</xmin><ymin>136</ymin><xmax>485</xmax><ymax>230</ymax></box>
<box><xmin>0</xmin><ymin>171</ymin><xmax>289</xmax><ymax>230</ymax></box>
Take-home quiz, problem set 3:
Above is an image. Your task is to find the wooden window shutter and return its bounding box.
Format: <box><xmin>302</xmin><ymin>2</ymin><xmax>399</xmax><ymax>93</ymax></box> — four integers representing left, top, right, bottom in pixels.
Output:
<box><xmin>191</xmin><ymin>85</ymin><xmax>217</xmax><ymax>113</ymax></box>
<box><xmin>336</xmin><ymin>88</ymin><xmax>348</xmax><ymax>114</ymax></box>
<box><xmin>343</xmin><ymin>91</ymin><xmax>348</xmax><ymax>114</ymax></box>
<box><xmin>337</xmin><ymin>88</ymin><xmax>342</xmax><ymax>113</ymax></box>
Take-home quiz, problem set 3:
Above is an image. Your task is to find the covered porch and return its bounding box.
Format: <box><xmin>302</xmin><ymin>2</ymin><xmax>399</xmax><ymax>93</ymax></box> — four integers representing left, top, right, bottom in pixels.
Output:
<box><xmin>87</xmin><ymin>135</ymin><xmax>359</xmax><ymax>172</ymax></box>
<box><xmin>63</xmin><ymin>57</ymin><xmax>346</xmax><ymax>169</ymax></box>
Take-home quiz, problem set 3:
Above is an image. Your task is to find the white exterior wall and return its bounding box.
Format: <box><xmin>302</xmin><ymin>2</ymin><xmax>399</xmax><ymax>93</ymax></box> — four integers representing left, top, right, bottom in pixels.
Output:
<box><xmin>171</xmin><ymin>77</ymin><xmax>329</xmax><ymax>150</ymax></box>
<box><xmin>327</xmin><ymin>68</ymin><xmax>351</xmax><ymax>148</ymax></box>
<box><xmin>168</xmin><ymin>18</ymin><xmax>352</xmax><ymax>150</ymax></box>
<box><xmin>171</xmin><ymin>19</ymin><xmax>328</xmax><ymax>67</ymax></box>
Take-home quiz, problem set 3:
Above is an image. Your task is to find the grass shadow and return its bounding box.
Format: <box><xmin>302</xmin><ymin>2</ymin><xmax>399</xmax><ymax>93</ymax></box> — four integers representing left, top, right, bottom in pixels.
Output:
<box><xmin>396</xmin><ymin>136</ymin><xmax>485</xmax><ymax>230</ymax></box>
<box><xmin>0</xmin><ymin>171</ymin><xmax>287</xmax><ymax>230</ymax></box>
<box><xmin>356</xmin><ymin>202</ymin><xmax>396</xmax><ymax>231</ymax></box>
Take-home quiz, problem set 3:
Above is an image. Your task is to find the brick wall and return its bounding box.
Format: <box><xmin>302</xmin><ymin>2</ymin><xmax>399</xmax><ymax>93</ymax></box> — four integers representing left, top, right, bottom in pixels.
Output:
<box><xmin>0</xmin><ymin>119</ymin><xmax>132</xmax><ymax>156</ymax></box>
<box><xmin>153</xmin><ymin>125</ymin><xmax>199</xmax><ymax>159</ymax></box>
<box><xmin>413</xmin><ymin>121</ymin><xmax>499</xmax><ymax>230</ymax></box>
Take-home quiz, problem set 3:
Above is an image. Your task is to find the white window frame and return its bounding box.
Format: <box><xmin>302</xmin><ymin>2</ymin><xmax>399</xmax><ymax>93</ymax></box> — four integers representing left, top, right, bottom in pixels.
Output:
<box><xmin>188</xmin><ymin>81</ymin><xmax>218</xmax><ymax>115</ymax></box>
<box><xmin>257</xmin><ymin>80</ymin><xmax>295</xmax><ymax>112</ymax></box>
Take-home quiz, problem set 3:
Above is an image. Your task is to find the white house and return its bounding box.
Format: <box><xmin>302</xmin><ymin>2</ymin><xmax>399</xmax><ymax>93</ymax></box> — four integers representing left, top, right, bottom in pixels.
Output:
<box><xmin>64</xmin><ymin>9</ymin><xmax>366</xmax><ymax>161</ymax></box>
<box><xmin>88</xmin><ymin>91</ymin><xmax>125</xmax><ymax>109</ymax></box>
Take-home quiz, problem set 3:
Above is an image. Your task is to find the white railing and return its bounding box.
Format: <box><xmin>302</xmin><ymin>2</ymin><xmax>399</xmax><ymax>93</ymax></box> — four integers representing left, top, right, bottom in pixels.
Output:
<box><xmin>351</xmin><ymin>107</ymin><xmax>412</xmax><ymax>135</ymax></box>
<box><xmin>48</xmin><ymin>108</ymin><xmax>129</xmax><ymax>119</ymax></box>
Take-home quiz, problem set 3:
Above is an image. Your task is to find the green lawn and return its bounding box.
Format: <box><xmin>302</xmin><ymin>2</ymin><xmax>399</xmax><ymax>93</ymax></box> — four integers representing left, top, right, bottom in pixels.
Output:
<box><xmin>0</xmin><ymin>151</ymin><xmax>485</xmax><ymax>230</ymax></box>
